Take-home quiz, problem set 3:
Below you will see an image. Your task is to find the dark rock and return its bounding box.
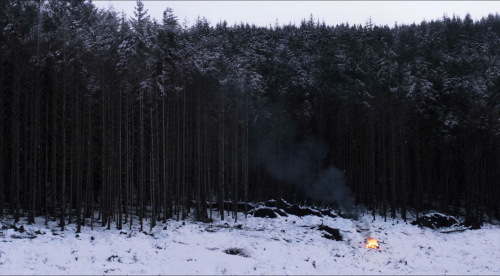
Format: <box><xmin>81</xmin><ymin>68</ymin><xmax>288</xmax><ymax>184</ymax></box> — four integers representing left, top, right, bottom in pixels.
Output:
<box><xmin>317</xmin><ymin>225</ymin><xmax>343</xmax><ymax>241</ymax></box>
<box><xmin>253</xmin><ymin>208</ymin><xmax>277</xmax><ymax>218</ymax></box>
<box><xmin>107</xmin><ymin>255</ymin><xmax>119</xmax><ymax>262</ymax></box>
<box><xmin>413</xmin><ymin>213</ymin><xmax>459</xmax><ymax>229</ymax></box>
<box><xmin>224</xmin><ymin>247</ymin><xmax>249</xmax><ymax>258</ymax></box>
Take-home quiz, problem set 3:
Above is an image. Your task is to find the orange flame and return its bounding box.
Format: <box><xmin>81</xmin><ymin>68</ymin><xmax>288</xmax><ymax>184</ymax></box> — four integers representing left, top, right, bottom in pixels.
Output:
<box><xmin>365</xmin><ymin>238</ymin><xmax>379</xmax><ymax>249</ymax></box>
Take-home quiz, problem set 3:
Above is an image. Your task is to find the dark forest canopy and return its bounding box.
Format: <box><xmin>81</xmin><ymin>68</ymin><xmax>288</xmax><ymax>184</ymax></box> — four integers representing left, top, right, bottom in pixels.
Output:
<box><xmin>1</xmin><ymin>0</ymin><xmax>499</xmax><ymax>232</ymax></box>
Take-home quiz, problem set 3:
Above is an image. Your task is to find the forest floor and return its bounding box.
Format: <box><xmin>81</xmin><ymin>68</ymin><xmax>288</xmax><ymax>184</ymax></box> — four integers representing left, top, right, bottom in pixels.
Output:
<box><xmin>0</xmin><ymin>209</ymin><xmax>498</xmax><ymax>275</ymax></box>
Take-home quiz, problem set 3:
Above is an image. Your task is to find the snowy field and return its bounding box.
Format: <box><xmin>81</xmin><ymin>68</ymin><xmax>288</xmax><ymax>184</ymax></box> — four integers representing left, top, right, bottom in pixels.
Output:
<box><xmin>0</xmin><ymin>210</ymin><xmax>498</xmax><ymax>275</ymax></box>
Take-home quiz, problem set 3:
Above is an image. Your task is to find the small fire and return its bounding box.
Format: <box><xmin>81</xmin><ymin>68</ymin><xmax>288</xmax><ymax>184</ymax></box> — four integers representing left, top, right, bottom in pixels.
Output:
<box><xmin>365</xmin><ymin>238</ymin><xmax>379</xmax><ymax>249</ymax></box>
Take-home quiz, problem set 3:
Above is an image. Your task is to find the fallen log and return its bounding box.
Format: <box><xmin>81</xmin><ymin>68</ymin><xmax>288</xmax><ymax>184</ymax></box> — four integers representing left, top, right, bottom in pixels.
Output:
<box><xmin>440</xmin><ymin>227</ymin><xmax>471</xmax><ymax>234</ymax></box>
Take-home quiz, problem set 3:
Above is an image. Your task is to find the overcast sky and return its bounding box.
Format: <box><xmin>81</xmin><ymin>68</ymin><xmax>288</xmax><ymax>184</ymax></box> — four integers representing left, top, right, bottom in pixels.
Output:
<box><xmin>93</xmin><ymin>1</ymin><xmax>500</xmax><ymax>28</ymax></box>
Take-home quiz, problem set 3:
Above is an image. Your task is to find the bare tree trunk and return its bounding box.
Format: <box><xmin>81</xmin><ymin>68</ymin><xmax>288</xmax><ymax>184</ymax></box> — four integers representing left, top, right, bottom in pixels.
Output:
<box><xmin>399</xmin><ymin>110</ymin><xmax>407</xmax><ymax>222</ymax></box>
<box><xmin>60</xmin><ymin>70</ymin><xmax>66</xmax><ymax>231</ymax></box>
<box><xmin>44</xmin><ymin>97</ymin><xmax>49</xmax><ymax>224</ymax></box>
<box><xmin>11</xmin><ymin>52</ymin><xmax>21</xmax><ymax>223</ymax></box>
<box><xmin>415</xmin><ymin>124</ymin><xmax>422</xmax><ymax>221</ymax></box>
<box><xmin>51</xmin><ymin>69</ymin><xmax>57</xmax><ymax>221</ymax></box>
<box><xmin>244</xmin><ymin>94</ymin><xmax>248</xmax><ymax>219</ymax></box>
<box><xmin>124</xmin><ymin>88</ymin><xmax>130</xmax><ymax>226</ymax></box>
<box><xmin>129</xmin><ymin>90</ymin><xmax>134</xmax><ymax>230</ymax></box>
<box><xmin>0</xmin><ymin>57</ymin><xmax>3</xmax><ymax>219</ymax></box>
<box><xmin>233</xmin><ymin>116</ymin><xmax>239</xmax><ymax>223</ymax></box>
<box><xmin>196</xmin><ymin>82</ymin><xmax>201</xmax><ymax>221</ymax></box>
<box><xmin>117</xmin><ymin>83</ymin><xmax>123</xmax><ymax>230</ymax></box>
<box><xmin>150</xmin><ymin>87</ymin><xmax>156</xmax><ymax>230</ymax></box>
<box><xmin>139</xmin><ymin>93</ymin><xmax>145</xmax><ymax>231</ymax></box>
<box><xmin>390</xmin><ymin>109</ymin><xmax>397</xmax><ymax>220</ymax></box>
<box><xmin>219</xmin><ymin>86</ymin><xmax>225</xmax><ymax>221</ymax></box>
<box><xmin>176</xmin><ymin>95</ymin><xmax>180</xmax><ymax>222</ymax></box>
<box><xmin>182</xmin><ymin>85</ymin><xmax>186</xmax><ymax>220</ymax></box>
<box><xmin>162</xmin><ymin>95</ymin><xmax>168</xmax><ymax>223</ymax></box>
<box><xmin>101</xmin><ymin>82</ymin><xmax>106</xmax><ymax>227</ymax></box>
<box><xmin>76</xmin><ymin>84</ymin><xmax>83</xmax><ymax>233</ymax></box>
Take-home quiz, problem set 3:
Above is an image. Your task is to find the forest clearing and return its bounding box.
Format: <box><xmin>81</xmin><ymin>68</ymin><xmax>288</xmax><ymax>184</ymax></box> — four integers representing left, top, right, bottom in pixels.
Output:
<box><xmin>0</xmin><ymin>207</ymin><xmax>498</xmax><ymax>275</ymax></box>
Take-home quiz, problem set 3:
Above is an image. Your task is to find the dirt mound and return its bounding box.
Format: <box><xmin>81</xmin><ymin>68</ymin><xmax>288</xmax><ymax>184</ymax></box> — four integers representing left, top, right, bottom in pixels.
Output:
<box><xmin>223</xmin><ymin>248</ymin><xmax>250</xmax><ymax>258</ymax></box>
<box><xmin>412</xmin><ymin>213</ymin><xmax>459</xmax><ymax>229</ymax></box>
<box><xmin>264</xmin><ymin>198</ymin><xmax>291</xmax><ymax>209</ymax></box>
<box><xmin>252</xmin><ymin>208</ymin><xmax>277</xmax><ymax>218</ymax></box>
<box><xmin>317</xmin><ymin>225</ymin><xmax>343</xmax><ymax>241</ymax></box>
<box><xmin>264</xmin><ymin>200</ymin><xmax>277</xmax><ymax>208</ymax></box>
<box><xmin>284</xmin><ymin>205</ymin><xmax>322</xmax><ymax>217</ymax></box>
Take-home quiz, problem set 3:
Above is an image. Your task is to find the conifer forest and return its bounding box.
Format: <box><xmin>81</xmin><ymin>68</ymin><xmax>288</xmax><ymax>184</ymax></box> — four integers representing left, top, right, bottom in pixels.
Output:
<box><xmin>1</xmin><ymin>0</ymin><xmax>500</xmax><ymax>234</ymax></box>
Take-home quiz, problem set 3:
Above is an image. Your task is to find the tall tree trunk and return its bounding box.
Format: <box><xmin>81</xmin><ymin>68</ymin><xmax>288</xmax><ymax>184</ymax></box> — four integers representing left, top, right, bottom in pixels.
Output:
<box><xmin>399</xmin><ymin>110</ymin><xmax>407</xmax><ymax>222</ymax></box>
<box><xmin>60</xmin><ymin>68</ymin><xmax>66</xmax><ymax>231</ymax></box>
<box><xmin>76</xmin><ymin>85</ymin><xmax>83</xmax><ymax>233</ymax></box>
<box><xmin>196</xmin><ymin>82</ymin><xmax>201</xmax><ymax>221</ymax></box>
<box><xmin>100</xmin><ymin>81</ymin><xmax>107</xmax><ymax>227</ymax></box>
<box><xmin>176</xmin><ymin>95</ymin><xmax>180</xmax><ymax>222</ymax></box>
<box><xmin>150</xmin><ymin>87</ymin><xmax>156</xmax><ymax>230</ymax></box>
<box><xmin>390</xmin><ymin>107</ymin><xmax>397</xmax><ymax>220</ymax></box>
<box><xmin>139</xmin><ymin>93</ymin><xmax>145</xmax><ymax>231</ymax></box>
<box><xmin>182</xmin><ymin>85</ymin><xmax>186</xmax><ymax>220</ymax></box>
<box><xmin>117</xmin><ymin>83</ymin><xmax>123</xmax><ymax>230</ymax></box>
<box><xmin>233</xmin><ymin>116</ymin><xmax>239</xmax><ymax>223</ymax></box>
<box><xmin>45</xmin><ymin>97</ymin><xmax>49</xmax><ymax>224</ymax></box>
<box><xmin>244</xmin><ymin>94</ymin><xmax>249</xmax><ymax>219</ymax></box>
<box><xmin>51</xmin><ymin>69</ymin><xmax>57</xmax><ymax>222</ymax></box>
<box><xmin>12</xmin><ymin>56</ymin><xmax>21</xmax><ymax>223</ymax></box>
<box><xmin>219</xmin><ymin>86</ymin><xmax>225</xmax><ymax>221</ymax></box>
<box><xmin>162</xmin><ymin>95</ymin><xmax>168</xmax><ymax>223</ymax></box>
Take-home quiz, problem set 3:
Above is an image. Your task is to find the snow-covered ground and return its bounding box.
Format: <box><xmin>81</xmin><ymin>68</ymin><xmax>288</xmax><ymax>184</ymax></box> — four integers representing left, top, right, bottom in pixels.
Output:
<box><xmin>0</xmin><ymin>210</ymin><xmax>498</xmax><ymax>275</ymax></box>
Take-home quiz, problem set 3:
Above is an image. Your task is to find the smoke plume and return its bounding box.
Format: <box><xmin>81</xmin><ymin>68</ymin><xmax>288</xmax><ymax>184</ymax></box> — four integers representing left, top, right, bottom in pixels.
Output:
<box><xmin>257</xmin><ymin>135</ymin><xmax>362</xmax><ymax>213</ymax></box>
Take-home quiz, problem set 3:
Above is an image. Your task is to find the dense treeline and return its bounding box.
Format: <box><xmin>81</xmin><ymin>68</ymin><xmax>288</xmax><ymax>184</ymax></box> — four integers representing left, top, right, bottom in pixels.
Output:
<box><xmin>1</xmin><ymin>0</ymin><xmax>499</xmax><ymax>231</ymax></box>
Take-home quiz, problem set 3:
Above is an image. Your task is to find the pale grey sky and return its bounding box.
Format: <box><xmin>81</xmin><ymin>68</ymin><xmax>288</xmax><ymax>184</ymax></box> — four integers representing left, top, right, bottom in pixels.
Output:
<box><xmin>93</xmin><ymin>1</ymin><xmax>500</xmax><ymax>28</ymax></box>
